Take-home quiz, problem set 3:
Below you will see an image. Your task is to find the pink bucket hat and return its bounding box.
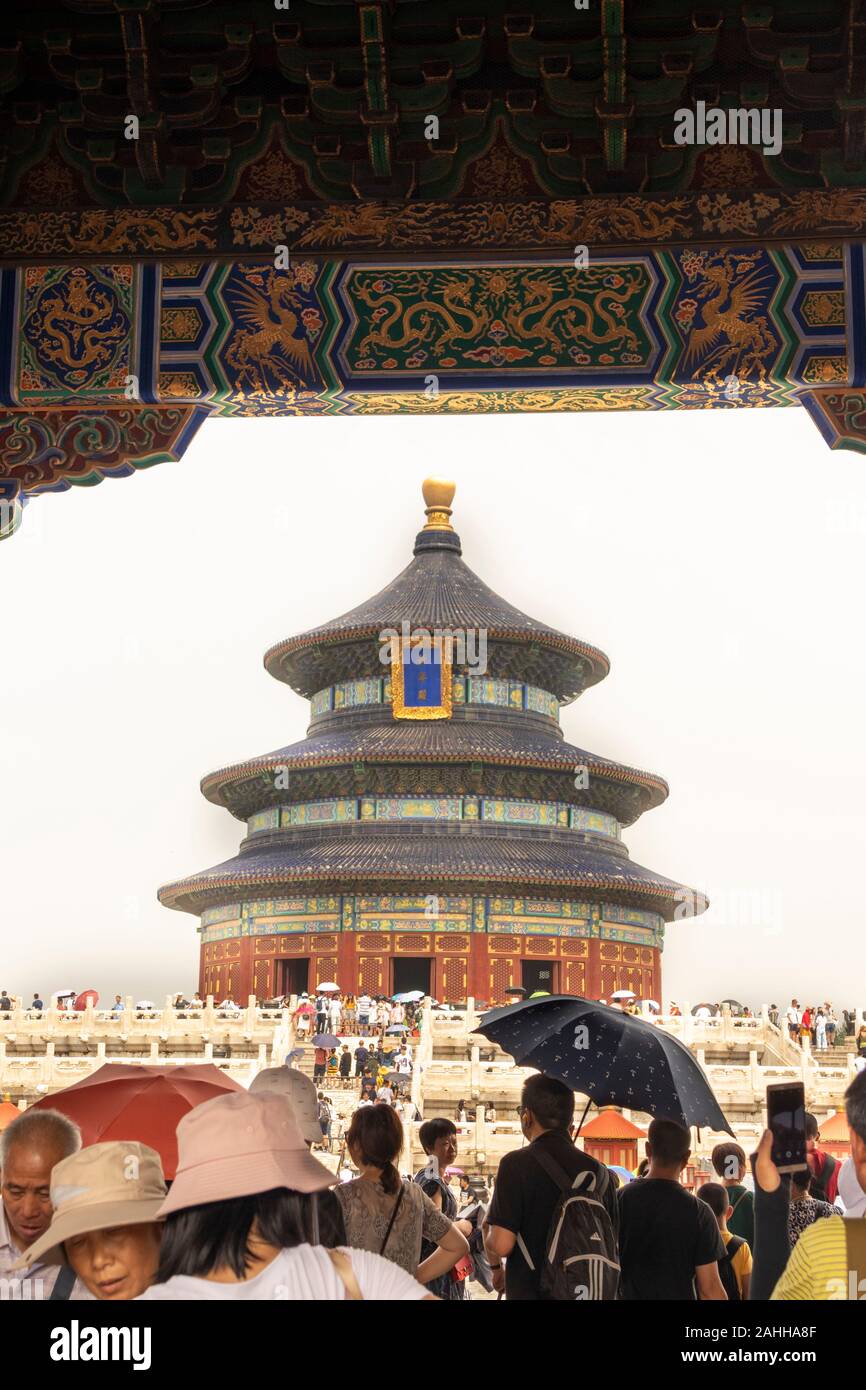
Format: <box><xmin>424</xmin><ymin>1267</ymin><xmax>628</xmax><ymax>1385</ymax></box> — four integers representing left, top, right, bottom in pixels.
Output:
<box><xmin>157</xmin><ymin>1090</ymin><xmax>336</xmax><ymax>1217</ymax></box>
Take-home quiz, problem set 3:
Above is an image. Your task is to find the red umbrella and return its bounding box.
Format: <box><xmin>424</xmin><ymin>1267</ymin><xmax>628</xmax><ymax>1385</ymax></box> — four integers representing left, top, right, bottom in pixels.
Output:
<box><xmin>74</xmin><ymin>989</ymin><xmax>99</xmax><ymax>1011</ymax></box>
<box><xmin>29</xmin><ymin>1063</ymin><xmax>243</xmax><ymax>1178</ymax></box>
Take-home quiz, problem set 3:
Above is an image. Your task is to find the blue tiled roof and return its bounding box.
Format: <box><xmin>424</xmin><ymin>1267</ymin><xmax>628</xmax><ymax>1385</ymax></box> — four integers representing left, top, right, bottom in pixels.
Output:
<box><xmin>264</xmin><ymin>529</ymin><xmax>609</xmax><ymax>699</ymax></box>
<box><xmin>159</xmin><ymin>829</ymin><xmax>702</xmax><ymax>920</ymax></box>
<box><xmin>200</xmin><ymin>718</ymin><xmax>669</xmax><ymax>822</ymax></box>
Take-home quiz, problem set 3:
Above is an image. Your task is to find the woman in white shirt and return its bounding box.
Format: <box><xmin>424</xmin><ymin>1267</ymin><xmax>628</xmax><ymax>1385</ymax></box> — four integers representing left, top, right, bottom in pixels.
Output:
<box><xmin>139</xmin><ymin>1090</ymin><xmax>433</xmax><ymax>1302</ymax></box>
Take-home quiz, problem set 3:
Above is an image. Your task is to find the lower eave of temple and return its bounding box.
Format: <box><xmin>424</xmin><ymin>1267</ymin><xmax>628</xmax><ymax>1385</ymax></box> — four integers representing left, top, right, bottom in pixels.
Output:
<box><xmin>157</xmin><ymin>831</ymin><xmax>707</xmax><ymax>922</ymax></box>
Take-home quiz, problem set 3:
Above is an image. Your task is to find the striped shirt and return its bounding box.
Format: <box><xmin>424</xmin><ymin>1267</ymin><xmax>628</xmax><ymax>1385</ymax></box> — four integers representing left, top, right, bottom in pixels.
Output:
<box><xmin>771</xmin><ymin>1214</ymin><xmax>864</xmax><ymax>1300</ymax></box>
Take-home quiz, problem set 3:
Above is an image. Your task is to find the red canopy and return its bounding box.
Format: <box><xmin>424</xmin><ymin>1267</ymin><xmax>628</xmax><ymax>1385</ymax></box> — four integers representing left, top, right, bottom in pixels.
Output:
<box><xmin>0</xmin><ymin>1101</ymin><xmax>21</xmax><ymax>1131</ymax></box>
<box><xmin>29</xmin><ymin>1063</ymin><xmax>243</xmax><ymax>1178</ymax></box>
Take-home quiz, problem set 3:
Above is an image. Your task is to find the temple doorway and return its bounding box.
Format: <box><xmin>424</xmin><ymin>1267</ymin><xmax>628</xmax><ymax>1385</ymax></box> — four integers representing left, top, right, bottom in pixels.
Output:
<box><xmin>521</xmin><ymin>959</ymin><xmax>558</xmax><ymax>995</ymax></box>
<box><xmin>392</xmin><ymin>957</ymin><xmax>432</xmax><ymax>997</ymax></box>
<box><xmin>275</xmin><ymin>958</ymin><xmax>310</xmax><ymax>997</ymax></box>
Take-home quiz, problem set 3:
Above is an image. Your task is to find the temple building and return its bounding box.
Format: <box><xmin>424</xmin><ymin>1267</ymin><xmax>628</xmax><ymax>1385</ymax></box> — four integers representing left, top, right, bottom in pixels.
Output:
<box><xmin>159</xmin><ymin>480</ymin><xmax>706</xmax><ymax>1004</ymax></box>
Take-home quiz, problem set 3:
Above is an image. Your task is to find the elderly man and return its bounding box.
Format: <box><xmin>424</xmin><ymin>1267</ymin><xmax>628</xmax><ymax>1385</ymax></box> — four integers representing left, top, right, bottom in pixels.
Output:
<box><xmin>1</xmin><ymin>1108</ymin><xmax>85</xmax><ymax>1299</ymax></box>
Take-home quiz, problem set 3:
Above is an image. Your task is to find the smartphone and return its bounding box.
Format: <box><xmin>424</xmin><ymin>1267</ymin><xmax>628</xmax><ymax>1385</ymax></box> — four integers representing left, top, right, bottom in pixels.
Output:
<box><xmin>766</xmin><ymin>1081</ymin><xmax>808</xmax><ymax>1173</ymax></box>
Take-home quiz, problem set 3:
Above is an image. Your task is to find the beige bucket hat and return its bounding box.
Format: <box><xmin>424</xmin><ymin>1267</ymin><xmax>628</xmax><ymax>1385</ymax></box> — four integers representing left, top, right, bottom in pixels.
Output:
<box><xmin>249</xmin><ymin>1065</ymin><xmax>321</xmax><ymax>1145</ymax></box>
<box><xmin>156</xmin><ymin>1090</ymin><xmax>336</xmax><ymax>1217</ymax></box>
<box><xmin>16</xmin><ymin>1140</ymin><xmax>166</xmax><ymax>1269</ymax></box>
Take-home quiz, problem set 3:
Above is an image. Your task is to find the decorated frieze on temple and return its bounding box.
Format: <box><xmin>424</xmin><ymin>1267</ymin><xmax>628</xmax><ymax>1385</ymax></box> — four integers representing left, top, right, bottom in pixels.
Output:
<box><xmin>3</xmin><ymin>2</ymin><xmax>866</xmax><ymax>536</ymax></box>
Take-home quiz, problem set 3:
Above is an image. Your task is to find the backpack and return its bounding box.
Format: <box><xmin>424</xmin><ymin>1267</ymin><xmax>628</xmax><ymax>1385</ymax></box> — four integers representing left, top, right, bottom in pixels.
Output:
<box><xmin>718</xmin><ymin>1235</ymin><xmax>745</xmax><ymax>1302</ymax></box>
<box><xmin>519</xmin><ymin>1147</ymin><xmax>620</xmax><ymax>1301</ymax></box>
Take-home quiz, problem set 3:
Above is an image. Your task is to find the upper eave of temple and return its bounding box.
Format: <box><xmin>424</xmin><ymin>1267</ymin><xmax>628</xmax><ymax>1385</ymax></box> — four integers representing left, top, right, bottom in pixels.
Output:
<box><xmin>263</xmin><ymin>481</ymin><xmax>609</xmax><ymax>702</ymax></box>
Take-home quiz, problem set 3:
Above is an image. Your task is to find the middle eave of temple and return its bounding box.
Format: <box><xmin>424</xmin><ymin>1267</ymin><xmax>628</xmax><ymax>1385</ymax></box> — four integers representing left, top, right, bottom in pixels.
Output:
<box><xmin>197</xmin><ymin>723</ymin><xmax>669</xmax><ymax>826</ymax></box>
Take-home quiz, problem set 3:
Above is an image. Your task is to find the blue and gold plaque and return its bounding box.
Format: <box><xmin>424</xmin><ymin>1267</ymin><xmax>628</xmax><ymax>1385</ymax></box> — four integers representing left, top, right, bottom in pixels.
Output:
<box><xmin>391</xmin><ymin>633</ymin><xmax>452</xmax><ymax>720</ymax></box>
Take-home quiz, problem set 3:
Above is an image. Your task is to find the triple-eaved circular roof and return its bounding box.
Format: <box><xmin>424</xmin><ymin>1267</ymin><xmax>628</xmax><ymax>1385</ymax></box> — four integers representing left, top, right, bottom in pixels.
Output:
<box><xmin>159</xmin><ymin>480</ymin><xmax>705</xmax><ymax>922</ymax></box>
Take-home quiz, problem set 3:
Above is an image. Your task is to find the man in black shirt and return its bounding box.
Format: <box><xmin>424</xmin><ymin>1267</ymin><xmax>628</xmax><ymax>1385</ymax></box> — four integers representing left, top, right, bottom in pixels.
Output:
<box><xmin>483</xmin><ymin>1073</ymin><xmax>619</xmax><ymax>1300</ymax></box>
<box><xmin>618</xmin><ymin>1118</ymin><xmax>727</xmax><ymax>1300</ymax></box>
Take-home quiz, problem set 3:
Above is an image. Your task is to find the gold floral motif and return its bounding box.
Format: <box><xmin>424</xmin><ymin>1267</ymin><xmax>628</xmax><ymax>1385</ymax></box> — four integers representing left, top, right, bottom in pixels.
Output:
<box><xmin>160</xmin><ymin>306</ymin><xmax>202</xmax><ymax>342</ymax></box>
<box><xmin>695</xmin><ymin>192</ymin><xmax>782</xmax><ymax>236</ymax></box>
<box><xmin>800</xmin><ymin>290</ymin><xmax>845</xmax><ymax>328</ymax></box>
<box><xmin>17</xmin><ymin>155</ymin><xmax>79</xmax><ymax>208</ymax></box>
<box><xmin>230</xmin><ymin>206</ymin><xmax>310</xmax><ymax>245</ymax></box>
<box><xmin>697</xmin><ymin>147</ymin><xmax>759</xmax><ymax>188</ymax></box>
<box><xmin>471</xmin><ymin>141</ymin><xmax>529</xmax><ymax>197</ymax></box>
<box><xmin>243</xmin><ymin>146</ymin><xmax>303</xmax><ymax>201</ymax></box>
<box><xmin>802</xmin><ymin>356</ymin><xmax>848</xmax><ymax>384</ymax></box>
<box><xmin>801</xmin><ymin>243</ymin><xmax>842</xmax><ymax>261</ymax></box>
<box><xmin>158</xmin><ymin>371</ymin><xmax>201</xmax><ymax>398</ymax></box>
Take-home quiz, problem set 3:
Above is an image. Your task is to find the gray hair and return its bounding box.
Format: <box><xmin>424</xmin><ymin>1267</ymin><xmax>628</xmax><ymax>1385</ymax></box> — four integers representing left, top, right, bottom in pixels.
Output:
<box><xmin>0</xmin><ymin>1107</ymin><xmax>82</xmax><ymax>1169</ymax></box>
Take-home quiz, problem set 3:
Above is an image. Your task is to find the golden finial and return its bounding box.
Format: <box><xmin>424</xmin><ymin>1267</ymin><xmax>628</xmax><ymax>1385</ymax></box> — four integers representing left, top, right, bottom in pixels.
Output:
<box><xmin>422</xmin><ymin>477</ymin><xmax>456</xmax><ymax>531</ymax></box>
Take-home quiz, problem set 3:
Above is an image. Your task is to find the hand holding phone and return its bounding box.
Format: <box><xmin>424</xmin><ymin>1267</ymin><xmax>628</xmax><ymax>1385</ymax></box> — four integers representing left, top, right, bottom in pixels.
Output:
<box><xmin>766</xmin><ymin>1081</ymin><xmax>808</xmax><ymax>1174</ymax></box>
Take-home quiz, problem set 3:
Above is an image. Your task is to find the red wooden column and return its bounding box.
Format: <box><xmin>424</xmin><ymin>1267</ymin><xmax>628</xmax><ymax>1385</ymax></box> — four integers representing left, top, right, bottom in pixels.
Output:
<box><xmin>467</xmin><ymin>935</ymin><xmax>489</xmax><ymax>1002</ymax></box>
<box><xmin>585</xmin><ymin>940</ymin><xmax>602</xmax><ymax>999</ymax></box>
<box><xmin>338</xmin><ymin>929</ymin><xmax>358</xmax><ymax>993</ymax></box>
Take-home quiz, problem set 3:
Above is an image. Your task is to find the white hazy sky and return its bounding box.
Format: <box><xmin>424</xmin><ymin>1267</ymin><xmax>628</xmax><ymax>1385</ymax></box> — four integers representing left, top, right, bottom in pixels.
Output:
<box><xmin>2</xmin><ymin>404</ymin><xmax>866</xmax><ymax>1011</ymax></box>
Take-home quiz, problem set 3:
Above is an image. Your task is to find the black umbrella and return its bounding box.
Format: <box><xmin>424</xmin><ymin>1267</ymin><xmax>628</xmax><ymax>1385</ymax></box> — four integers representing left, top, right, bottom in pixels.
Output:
<box><xmin>311</xmin><ymin>1034</ymin><xmax>341</xmax><ymax>1049</ymax></box>
<box><xmin>505</xmin><ymin>986</ymin><xmax>527</xmax><ymax>997</ymax></box>
<box><xmin>690</xmin><ymin>1003</ymin><xmax>718</xmax><ymax>1016</ymax></box>
<box><xmin>475</xmin><ymin>995</ymin><xmax>733</xmax><ymax>1135</ymax></box>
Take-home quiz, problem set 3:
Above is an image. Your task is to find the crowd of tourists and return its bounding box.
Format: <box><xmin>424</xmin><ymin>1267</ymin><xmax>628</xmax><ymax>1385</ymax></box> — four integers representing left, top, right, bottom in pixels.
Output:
<box><xmin>772</xmin><ymin>1001</ymin><xmax>863</xmax><ymax>1054</ymax></box>
<box><xmin>291</xmin><ymin>991</ymin><xmax>422</xmax><ymax>1039</ymax></box>
<box><xmin>2</xmin><ymin>1065</ymin><xmax>864</xmax><ymax>1302</ymax></box>
<box><xmin>671</xmin><ymin>999</ymin><xmax>865</xmax><ymax>1057</ymax></box>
